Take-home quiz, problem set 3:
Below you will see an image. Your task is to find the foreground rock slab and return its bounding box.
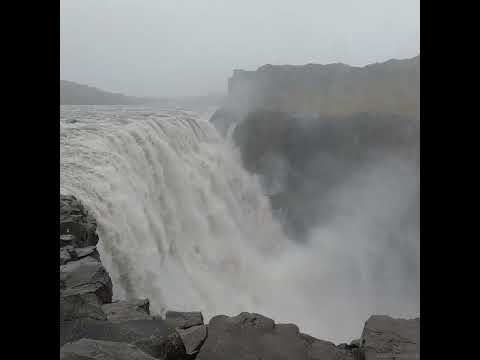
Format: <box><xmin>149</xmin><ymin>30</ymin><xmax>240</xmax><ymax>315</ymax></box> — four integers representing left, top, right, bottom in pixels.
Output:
<box><xmin>361</xmin><ymin>315</ymin><xmax>420</xmax><ymax>360</ymax></box>
<box><xmin>165</xmin><ymin>311</ymin><xmax>204</xmax><ymax>329</ymax></box>
<box><xmin>60</xmin><ymin>256</ymin><xmax>113</xmax><ymax>304</ymax></box>
<box><xmin>102</xmin><ymin>299</ymin><xmax>151</xmax><ymax>322</ymax></box>
<box><xmin>60</xmin><ymin>338</ymin><xmax>157</xmax><ymax>360</ymax></box>
<box><xmin>60</xmin><ymin>318</ymin><xmax>174</xmax><ymax>347</ymax></box>
<box><xmin>60</xmin><ymin>293</ymin><xmax>107</xmax><ymax>322</ymax></box>
<box><xmin>196</xmin><ymin>312</ymin><xmax>352</xmax><ymax>360</ymax></box>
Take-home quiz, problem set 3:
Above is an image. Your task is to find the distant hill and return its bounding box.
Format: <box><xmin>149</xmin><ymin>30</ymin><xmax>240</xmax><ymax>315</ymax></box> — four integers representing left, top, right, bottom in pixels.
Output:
<box><xmin>60</xmin><ymin>80</ymin><xmax>148</xmax><ymax>105</ymax></box>
<box><xmin>225</xmin><ymin>55</ymin><xmax>419</xmax><ymax>119</ymax></box>
<box><xmin>60</xmin><ymin>80</ymin><xmax>225</xmax><ymax>107</ymax></box>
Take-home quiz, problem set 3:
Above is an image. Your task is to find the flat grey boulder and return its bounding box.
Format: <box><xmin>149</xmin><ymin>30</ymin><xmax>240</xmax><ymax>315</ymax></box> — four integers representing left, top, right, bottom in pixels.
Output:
<box><xmin>60</xmin><ymin>338</ymin><xmax>157</xmax><ymax>360</ymax></box>
<box><xmin>102</xmin><ymin>299</ymin><xmax>151</xmax><ymax>322</ymax></box>
<box><xmin>60</xmin><ymin>318</ymin><xmax>174</xmax><ymax>347</ymax></box>
<box><xmin>196</xmin><ymin>312</ymin><xmax>348</xmax><ymax>360</ymax></box>
<box><xmin>176</xmin><ymin>324</ymin><xmax>207</xmax><ymax>355</ymax></box>
<box><xmin>60</xmin><ymin>256</ymin><xmax>113</xmax><ymax>304</ymax></box>
<box><xmin>361</xmin><ymin>315</ymin><xmax>420</xmax><ymax>360</ymax></box>
<box><xmin>165</xmin><ymin>310</ymin><xmax>204</xmax><ymax>329</ymax></box>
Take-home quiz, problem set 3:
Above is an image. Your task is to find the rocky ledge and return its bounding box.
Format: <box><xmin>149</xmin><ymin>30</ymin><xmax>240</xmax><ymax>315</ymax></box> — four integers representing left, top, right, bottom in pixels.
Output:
<box><xmin>60</xmin><ymin>194</ymin><xmax>420</xmax><ymax>359</ymax></box>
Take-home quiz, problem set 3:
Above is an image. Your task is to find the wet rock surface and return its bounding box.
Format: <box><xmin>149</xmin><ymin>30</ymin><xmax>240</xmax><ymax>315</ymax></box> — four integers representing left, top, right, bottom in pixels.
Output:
<box><xmin>134</xmin><ymin>332</ymin><xmax>195</xmax><ymax>360</ymax></box>
<box><xmin>60</xmin><ymin>194</ymin><xmax>99</xmax><ymax>247</ymax></box>
<box><xmin>60</xmin><ymin>338</ymin><xmax>158</xmax><ymax>360</ymax></box>
<box><xmin>196</xmin><ymin>312</ymin><xmax>352</xmax><ymax>360</ymax></box>
<box><xmin>60</xmin><ymin>318</ymin><xmax>174</xmax><ymax>347</ymax></box>
<box><xmin>60</xmin><ymin>255</ymin><xmax>113</xmax><ymax>304</ymax></box>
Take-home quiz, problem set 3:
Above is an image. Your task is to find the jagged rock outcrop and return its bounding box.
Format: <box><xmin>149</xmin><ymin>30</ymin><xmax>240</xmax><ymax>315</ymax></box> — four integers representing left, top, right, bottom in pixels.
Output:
<box><xmin>196</xmin><ymin>312</ymin><xmax>352</xmax><ymax>360</ymax></box>
<box><xmin>177</xmin><ymin>325</ymin><xmax>208</xmax><ymax>355</ymax></box>
<box><xmin>60</xmin><ymin>194</ymin><xmax>99</xmax><ymax>247</ymax></box>
<box><xmin>59</xmin><ymin>194</ymin><xmax>196</xmax><ymax>359</ymax></box>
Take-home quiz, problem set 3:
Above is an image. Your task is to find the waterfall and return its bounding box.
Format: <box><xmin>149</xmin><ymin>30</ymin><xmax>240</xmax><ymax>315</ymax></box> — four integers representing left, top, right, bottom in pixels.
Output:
<box><xmin>60</xmin><ymin>106</ymin><xmax>287</xmax><ymax>318</ymax></box>
<box><xmin>60</xmin><ymin>105</ymin><xmax>419</xmax><ymax>343</ymax></box>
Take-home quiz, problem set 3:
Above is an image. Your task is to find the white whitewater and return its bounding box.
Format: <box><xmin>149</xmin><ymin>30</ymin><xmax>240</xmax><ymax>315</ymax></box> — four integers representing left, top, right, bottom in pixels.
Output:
<box><xmin>60</xmin><ymin>106</ymin><xmax>288</xmax><ymax>316</ymax></box>
<box><xmin>60</xmin><ymin>105</ymin><xmax>419</xmax><ymax>343</ymax></box>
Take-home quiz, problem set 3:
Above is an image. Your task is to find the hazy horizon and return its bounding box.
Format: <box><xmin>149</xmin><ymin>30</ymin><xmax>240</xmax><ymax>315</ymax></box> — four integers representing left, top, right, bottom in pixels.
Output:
<box><xmin>61</xmin><ymin>0</ymin><xmax>419</xmax><ymax>98</ymax></box>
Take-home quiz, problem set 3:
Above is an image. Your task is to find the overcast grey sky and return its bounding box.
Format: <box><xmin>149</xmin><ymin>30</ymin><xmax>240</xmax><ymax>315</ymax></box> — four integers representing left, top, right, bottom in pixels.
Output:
<box><xmin>60</xmin><ymin>0</ymin><xmax>419</xmax><ymax>98</ymax></box>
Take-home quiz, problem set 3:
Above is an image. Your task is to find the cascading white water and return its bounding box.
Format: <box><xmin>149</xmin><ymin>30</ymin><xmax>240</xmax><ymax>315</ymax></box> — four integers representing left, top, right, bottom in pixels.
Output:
<box><xmin>60</xmin><ymin>105</ymin><xmax>289</xmax><ymax>315</ymax></box>
<box><xmin>60</xmin><ymin>105</ymin><xmax>419</xmax><ymax>343</ymax></box>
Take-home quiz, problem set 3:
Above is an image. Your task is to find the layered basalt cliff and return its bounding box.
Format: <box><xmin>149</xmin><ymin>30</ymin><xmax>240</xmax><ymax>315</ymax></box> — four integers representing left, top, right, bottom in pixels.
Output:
<box><xmin>226</xmin><ymin>56</ymin><xmax>419</xmax><ymax>118</ymax></box>
<box><xmin>211</xmin><ymin>56</ymin><xmax>419</xmax><ymax>138</ymax></box>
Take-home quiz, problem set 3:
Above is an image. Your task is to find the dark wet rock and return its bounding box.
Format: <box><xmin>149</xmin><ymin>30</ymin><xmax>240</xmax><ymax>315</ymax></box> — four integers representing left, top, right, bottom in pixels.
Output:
<box><xmin>134</xmin><ymin>332</ymin><xmax>195</xmax><ymax>360</ymax></box>
<box><xmin>60</xmin><ymin>293</ymin><xmax>107</xmax><ymax>322</ymax></box>
<box><xmin>60</xmin><ymin>221</ymin><xmax>88</xmax><ymax>246</ymax></box>
<box><xmin>60</xmin><ymin>256</ymin><xmax>113</xmax><ymax>304</ymax></box>
<box><xmin>360</xmin><ymin>315</ymin><xmax>419</xmax><ymax>360</ymax></box>
<box><xmin>60</xmin><ymin>234</ymin><xmax>76</xmax><ymax>248</ymax></box>
<box><xmin>60</xmin><ymin>318</ymin><xmax>175</xmax><ymax>347</ymax></box>
<box><xmin>60</xmin><ymin>246</ymin><xmax>77</xmax><ymax>265</ymax></box>
<box><xmin>60</xmin><ymin>221</ymin><xmax>98</xmax><ymax>247</ymax></box>
<box><xmin>75</xmin><ymin>246</ymin><xmax>100</xmax><ymax>261</ymax></box>
<box><xmin>102</xmin><ymin>299</ymin><xmax>151</xmax><ymax>322</ymax></box>
<box><xmin>165</xmin><ymin>311</ymin><xmax>204</xmax><ymax>329</ymax></box>
<box><xmin>60</xmin><ymin>245</ymin><xmax>99</xmax><ymax>265</ymax></box>
<box><xmin>196</xmin><ymin>312</ymin><xmax>347</xmax><ymax>360</ymax></box>
<box><xmin>60</xmin><ymin>338</ymin><xmax>158</xmax><ymax>360</ymax></box>
<box><xmin>176</xmin><ymin>324</ymin><xmax>207</xmax><ymax>355</ymax></box>
<box><xmin>60</xmin><ymin>194</ymin><xmax>99</xmax><ymax>246</ymax></box>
